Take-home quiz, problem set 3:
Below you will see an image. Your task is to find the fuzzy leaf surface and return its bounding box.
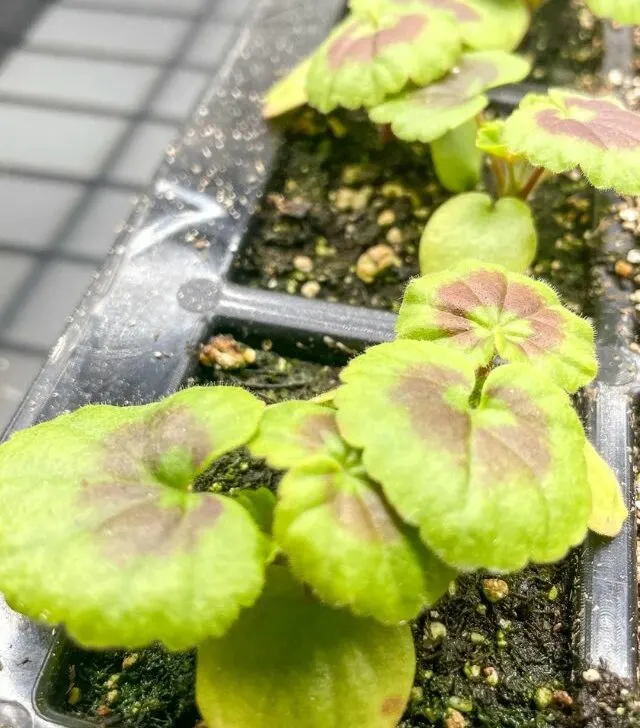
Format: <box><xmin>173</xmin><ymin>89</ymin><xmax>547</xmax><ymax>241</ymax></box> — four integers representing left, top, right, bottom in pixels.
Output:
<box><xmin>586</xmin><ymin>0</ymin><xmax>640</xmax><ymax>24</ymax></box>
<box><xmin>585</xmin><ymin>441</ymin><xmax>627</xmax><ymax>538</ymax></box>
<box><xmin>397</xmin><ymin>261</ymin><xmax>597</xmax><ymax>392</ymax></box>
<box><xmin>197</xmin><ymin>566</ymin><xmax>415</xmax><ymax>728</ymax></box>
<box><xmin>306</xmin><ymin>5</ymin><xmax>461</xmax><ymax>112</ymax></box>
<box><xmin>0</xmin><ymin>387</ymin><xmax>268</xmax><ymax>649</ymax></box>
<box><xmin>390</xmin><ymin>0</ymin><xmax>530</xmax><ymax>50</ymax></box>
<box><xmin>335</xmin><ymin>341</ymin><xmax>590</xmax><ymax>571</ymax></box>
<box><xmin>249</xmin><ymin>401</ymin><xmax>345</xmax><ymax>468</ymax></box>
<box><xmin>275</xmin><ymin>455</ymin><xmax>454</xmax><ymax>623</ymax></box>
<box><xmin>370</xmin><ymin>51</ymin><xmax>529</xmax><ymax>143</ymax></box>
<box><xmin>503</xmin><ymin>89</ymin><xmax>640</xmax><ymax>195</ymax></box>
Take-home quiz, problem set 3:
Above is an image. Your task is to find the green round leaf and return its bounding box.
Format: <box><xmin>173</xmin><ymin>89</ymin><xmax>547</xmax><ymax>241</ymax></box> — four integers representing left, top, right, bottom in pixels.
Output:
<box><xmin>419</xmin><ymin>193</ymin><xmax>538</xmax><ymax>275</ymax></box>
<box><xmin>398</xmin><ymin>259</ymin><xmax>597</xmax><ymax>392</ymax></box>
<box><xmin>249</xmin><ymin>401</ymin><xmax>345</xmax><ymax>468</ymax></box>
<box><xmin>390</xmin><ymin>0</ymin><xmax>530</xmax><ymax>51</ymax></box>
<box><xmin>334</xmin><ymin>341</ymin><xmax>591</xmax><ymax>571</ymax></box>
<box><xmin>430</xmin><ymin>121</ymin><xmax>483</xmax><ymax>192</ymax></box>
<box><xmin>585</xmin><ymin>441</ymin><xmax>627</xmax><ymax>538</ymax></box>
<box><xmin>275</xmin><ymin>455</ymin><xmax>454</xmax><ymax>623</ymax></box>
<box><xmin>197</xmin><ymin>566</ymin><xmax>415</xmax><ymax>728</ymax></box>
<box><xmin>503</xmin><ymin>89</ymin><xmax>640</xmax><ymax>195</ymax></box>
<box><xmin>369</xmin><ymin>51</ymin><xmax>530</xmax><ymax>143</ymax></box>
<box><xmin>586</xmin><ymin>0</ymin><xmax>640</xmax><ymax>24</ymax></box>
<box><xmin>0</xmin><ymin>387</ymin><xmax>269</xmax><ymax>649</ymax></box>
<box><xmin>306</xmin><ymin>5</ymin><xmax>461</xmax><ymax>113</ymax></box>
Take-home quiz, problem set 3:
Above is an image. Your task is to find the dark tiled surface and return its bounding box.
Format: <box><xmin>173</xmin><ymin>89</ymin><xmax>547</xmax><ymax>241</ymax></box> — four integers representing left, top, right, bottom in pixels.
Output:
<box><xmin>0</xmin><ymin>0</ymin><xmax>257</xmax><ymax>431</ymax></box>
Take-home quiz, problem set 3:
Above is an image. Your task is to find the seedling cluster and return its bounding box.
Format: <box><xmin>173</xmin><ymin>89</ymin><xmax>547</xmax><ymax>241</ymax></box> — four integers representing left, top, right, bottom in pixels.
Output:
<box><xmin>0</xmin><ymin>1</ymin><xmax>636</xmax><ymax>726</ymax></box>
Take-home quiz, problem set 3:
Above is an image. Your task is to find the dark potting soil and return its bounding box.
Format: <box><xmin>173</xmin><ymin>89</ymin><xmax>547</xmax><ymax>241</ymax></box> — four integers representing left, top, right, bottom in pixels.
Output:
<box><xmin>523</xmin><ymin>0</ymin><xmax>602</xmax><ymax>91</ymax></box>
<box><xmin>55</xmin><ymin>338</ymin><xmax>636</xmax><ymax>728</ymax></box>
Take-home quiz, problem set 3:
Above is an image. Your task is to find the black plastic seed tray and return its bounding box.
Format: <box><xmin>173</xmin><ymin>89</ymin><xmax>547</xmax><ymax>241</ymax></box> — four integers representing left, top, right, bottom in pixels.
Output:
<box><xmin>0</xmin><ymin>3</ymin><xmax>637</xmax><ymax>726</ymax></box>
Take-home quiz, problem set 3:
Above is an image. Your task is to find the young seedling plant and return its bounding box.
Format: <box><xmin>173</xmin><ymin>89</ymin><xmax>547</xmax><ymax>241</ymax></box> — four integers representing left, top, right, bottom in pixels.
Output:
<box><xmin>416</xmin><ymin>86</ymin><xmax>640</xmax><ymax>278</ymax></box>
<box><xmin>0</xmin><ymin>263</ymin><xmax>626</xmax><ymax>728</ymax></box>
<box><xmin>263</xmin><ymin>0</ymin><xmax>532</xmax><ymax>195</ymax></box>
<box><xmin>264</xmin><ymin>0</ymin><xmax>640</xmax><ymax>282</ymax></box>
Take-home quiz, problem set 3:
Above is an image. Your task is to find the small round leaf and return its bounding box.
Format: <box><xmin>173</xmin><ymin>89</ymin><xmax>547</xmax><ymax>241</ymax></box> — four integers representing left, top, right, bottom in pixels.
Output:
<box><xmin>397</xmin><ymin>260</ymin><xmax>597</xmax><ymax>392</ymax></box>
<box><xmin>370</xmin><ymin>51</ymin><xmax>530</xmax><ymax>143</ymax></box>
<box><xmin>249</xmin><ymin>400</ymin><xmax>345</xmax><ymax>468</ymax></box>
<box><xmin>418</xmin><ymin>194</ymin><xmax>537</xmax><ymax>275</ymax></box>
<box><xmin>335</xmin><ymin>341</ymin><xmax>590</xmax><ymax>571</ymax></box>
<box><xmin>0</xmin><ymin>387</ymin><xmax>269</xmax><ymax>649</ymax></box>
<box><xmin>503</xmin><ymin>89</ymin><xmax>640</xmax><ymax>195</ymax></box>
<box><xmin>275</xmin><ymin>455</ymin><xmax>455</xmax><ymax>623</ymax></box>
<box><xmin>197</xmin><ymin>567</ymin><xmax>415</xmax><ymax>728</ymax></box>
<box><xmin>306</xmin><ymin>5</ymin><xmax>461</xmax><ymax>112</ymax></box>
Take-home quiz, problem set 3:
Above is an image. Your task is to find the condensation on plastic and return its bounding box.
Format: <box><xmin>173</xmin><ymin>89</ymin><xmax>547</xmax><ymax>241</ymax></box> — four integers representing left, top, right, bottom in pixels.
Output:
<box><xmin>0</xmin><ymin>5</ymin><xmax>637</xmax><ymax>728</ymax></box>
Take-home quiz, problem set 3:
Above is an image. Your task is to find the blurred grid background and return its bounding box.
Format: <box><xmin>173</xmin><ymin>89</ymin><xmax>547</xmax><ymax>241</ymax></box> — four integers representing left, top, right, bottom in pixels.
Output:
<box><xmin>0</xmin><ymin>0</ymin><xmax>253</xmax><ymax>430</ymax></box>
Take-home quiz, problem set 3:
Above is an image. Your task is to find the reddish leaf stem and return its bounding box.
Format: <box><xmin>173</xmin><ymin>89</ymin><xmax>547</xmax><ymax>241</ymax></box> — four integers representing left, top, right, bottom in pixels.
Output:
<box><xmin>519</xmin><ymin>166</ymin><xmax>546</xmax><ymax>201</ymax></box>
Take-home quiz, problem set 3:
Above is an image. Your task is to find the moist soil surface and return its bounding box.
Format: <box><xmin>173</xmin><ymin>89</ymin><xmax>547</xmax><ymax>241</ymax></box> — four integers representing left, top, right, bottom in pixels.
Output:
<box><xmin>523</xmin><ymin>0</ymin><xmax>602</xmax><ymax>90</ymax></box>
<box><xmin>56</xmin><ymin>341</ymin><xmax>639</xmax><ymax>728</ymax></box>
<box><xmin>232</xmin><ymin>112</ymin><xmax>596</xmax><ymax>315</ymax></box>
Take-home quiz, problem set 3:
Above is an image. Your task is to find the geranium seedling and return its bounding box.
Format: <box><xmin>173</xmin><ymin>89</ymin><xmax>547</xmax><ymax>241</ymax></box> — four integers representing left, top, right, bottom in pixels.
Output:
<box><xmin>197</xmin><ymin>566</ymin><xmax>415</xmax><ymax>728</ymax></box>
<box><xmin>369</xmin><ymin>51</ymin><xmax>530</xmax><ymax>143</ymax></box>
<box><xmin>250</xmin><ymin>401</ymin><xmax>455</xmax><ymax>623</ymax></box>
<box><xmin>334</xmin><ymin>340</ymin><xmax>591</xmax><ymax>571</ymax></box>
<box><xmin>389</xmin><ymin>0</ymin><xmax>530</xmax><ymax>51</ymax></box>
<box><xmin>0</xmin><ymin>387</ymin><xmax>269</xmax><ymax>649</ymax></box>
<box><xmin>306</xmin><ymin>2</ymin><xmax>461</xmax><ymax>112</ymax></box>
<box><xmin>396</xmin><ymin>261</ymin><xmax>597</xmax><ymax>393</ymax></box>
<box><xmin>586</xmin><ymin>0</ymin><xmax>640</xmax><ymax>24</ymax></box>
<box><xmin>502</xmin><ymin>89</ymin><xmax>640</xmax><ymax>195</ymax></box>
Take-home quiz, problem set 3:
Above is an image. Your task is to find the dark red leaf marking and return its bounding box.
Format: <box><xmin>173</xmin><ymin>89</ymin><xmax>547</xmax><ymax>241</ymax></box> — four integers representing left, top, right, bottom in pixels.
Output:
<box><xmin>434</xmin><ymin>270</ymin><xmax>564</xmax><ymax>357</ymax></box>
<box><xmin>330</xmin><ymin>481</ymin><xmax>400</xmax><ymax>543</ymax></box>
<box><xmin>535</xmin><ymin>96</ymin><xmax>640</xmax><ymax>150</ymax></box>
<box><xmin>394</xmin><ymin>0</ymin><xmax>481</xmax><ymax>21</ymax></box>
<box><xmin>80</xmin><ymin>482</ymin><xmax>223</xmax><ymax>564</ymax></box>
<box><xmin>391</xmin><ymin>363</ymin><xmax>550</xmax><ymax>480</ymax></box>
<box><xmin>298</xmin><ymin>412</ymin><xmax>340</xmax><ymax>450</ymax></box>
<box><xmin>327</xmin><ymin>15</ymin><xmax>427</xmax><ymax>70</ymax></box>
<box><xmin>474</xmin><ymin>385</ymin><xmax>550</xmax><ymax>481</ymax></box>
<box><xmin>103</xmin><ymin>405</ymin><xmax>211</xmax><ymax>484</ymax></box>
<box><xmin>392</xmin><ymin>363</ymin><xmax>470</xmax><ymax>465</ymax></box>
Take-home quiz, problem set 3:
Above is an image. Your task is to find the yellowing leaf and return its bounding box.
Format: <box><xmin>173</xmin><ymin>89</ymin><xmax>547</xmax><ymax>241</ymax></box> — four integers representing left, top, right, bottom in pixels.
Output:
<box><xmin>263</xmin><ymin>57</ymin><xmax>313</xmax><ymax>119</ymax></box>
<box><xmin>585</xmin><ymin>441</ymin><xmax>627</xmax><ymax>538</ymax></box>
<box><xmin>0</xmin><ymin>387</ymin><xmax>268</xmax><ymax>649</ymax></box>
